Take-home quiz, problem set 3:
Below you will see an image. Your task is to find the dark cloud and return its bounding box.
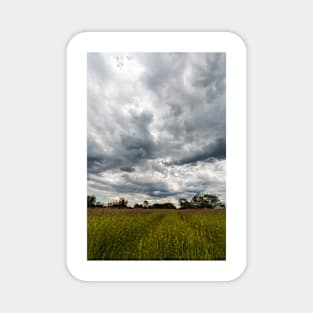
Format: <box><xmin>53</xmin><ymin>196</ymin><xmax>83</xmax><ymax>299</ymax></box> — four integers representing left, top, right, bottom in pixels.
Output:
<box><xmin>87</xmin><ymin>53</ymin><xmax>226</xmax><ymax>205</ymax></box>
<box><xmin>120</xmin><ymin>166</ymin><xmax>135</xmax><ymax>172</ymax></box>
<box><xmin>169</xmin><ymin>138</ymin><xmax>226</xmax><ymax>166</ymax></box>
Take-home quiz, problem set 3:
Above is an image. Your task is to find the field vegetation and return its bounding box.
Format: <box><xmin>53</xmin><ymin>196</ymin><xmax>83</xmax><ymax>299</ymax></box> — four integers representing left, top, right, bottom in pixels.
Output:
<box><xmin>88</xmin><ymin>208</ymin><xmax>226</xmax><ymax>260</ymax></box>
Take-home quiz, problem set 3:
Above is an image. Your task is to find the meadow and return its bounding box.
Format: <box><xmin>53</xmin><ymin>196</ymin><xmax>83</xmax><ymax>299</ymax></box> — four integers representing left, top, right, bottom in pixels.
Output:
<box><xmin>88</xmin><ymin>208</ymin><xmax>226</xmax><ymax>260</ymax></box>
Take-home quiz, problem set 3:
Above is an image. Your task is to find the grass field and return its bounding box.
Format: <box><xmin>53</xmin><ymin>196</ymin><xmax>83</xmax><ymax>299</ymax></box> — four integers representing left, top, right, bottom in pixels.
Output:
<box><xmin>88</xmin><ymin>208</ymin><xmax>226</xmax><ymax>260</ymax></box>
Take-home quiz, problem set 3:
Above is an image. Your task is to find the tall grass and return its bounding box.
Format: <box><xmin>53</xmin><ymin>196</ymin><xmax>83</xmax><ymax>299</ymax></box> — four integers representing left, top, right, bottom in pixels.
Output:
<box><xmin>88</xmin><ymin>209</ymin><xmax>225</xmax><ymax>260</ymax></box>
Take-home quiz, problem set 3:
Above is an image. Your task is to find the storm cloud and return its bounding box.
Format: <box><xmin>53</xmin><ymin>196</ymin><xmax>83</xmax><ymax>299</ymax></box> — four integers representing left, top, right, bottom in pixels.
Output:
<box><xmin>87</xmin><ymin>53</ymin><xmax>226</xmax><ymax>205</ymax></box>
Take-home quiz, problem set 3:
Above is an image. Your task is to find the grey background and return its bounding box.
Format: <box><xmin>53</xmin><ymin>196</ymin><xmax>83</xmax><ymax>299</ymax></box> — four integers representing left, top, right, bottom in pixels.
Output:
<box><xmin>0</xmin><ymin>1</ymin><xmax>312</xmax><ymax>312</ymax></box>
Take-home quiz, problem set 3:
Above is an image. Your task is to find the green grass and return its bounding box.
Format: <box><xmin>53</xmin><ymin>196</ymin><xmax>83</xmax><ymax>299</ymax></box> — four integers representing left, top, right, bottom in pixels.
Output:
<box><xmin>88</xmin><ymin>209</ymin><xmax>226</xmax><ymax>260</ymax></box>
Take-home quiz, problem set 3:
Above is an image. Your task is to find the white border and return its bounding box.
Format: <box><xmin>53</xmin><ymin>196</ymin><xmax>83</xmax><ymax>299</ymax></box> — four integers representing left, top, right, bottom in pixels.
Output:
<box><xmin>66</xmin><ymin>32</ymin><xmax>247</xmax><ymax>282</ymax></box>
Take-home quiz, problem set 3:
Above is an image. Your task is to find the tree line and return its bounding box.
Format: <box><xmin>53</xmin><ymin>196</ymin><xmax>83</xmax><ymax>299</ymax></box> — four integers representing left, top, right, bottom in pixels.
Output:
<box><xmin>87</xmin><ymin>193</ymin><xmax>225</xmax><ymax>209</ymax></box>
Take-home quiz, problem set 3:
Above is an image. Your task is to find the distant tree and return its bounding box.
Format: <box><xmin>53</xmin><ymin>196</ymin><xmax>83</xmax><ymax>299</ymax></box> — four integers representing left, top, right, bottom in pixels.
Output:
<box><xmin>191</xmin><ymin>193</ymin><xmax>219</xmax><ymax>208</ymax></box>
<box><xmin>134</xmin><ymin>203</ymin><xmax>143</xmax><ymax>209</ymax></box>
<box><xmin>179</xmin><ymin>198</ymin><xmax>191</xmax><ymax>209</ymax></box>
<box><xmin>87</xmin><ymin>195</ymin><xmax>96</xmax><ymax>208</ymax></box>
<box><xmin>151</xmin><ymin>202</ymin><xmax>176</xmax><ymax>209</ymax></box>
<box><xmin>163</xmin><ymin>202</ymin><xmax>176</xmax><ymax>209</ymax></box>
<box><xmin>118</xmin><ymin>198</ymin><xmax>128</xmax><ymax>208</ymax></box>
<box><xmin>107</xmin><ymin>197</ymin><xmax>128</xmax><ymax>208</ymax></box>
<box><xmin>216</xmin><ymin>200</ymin><xmax>225</xmax><ymax>209</ymax></box>
<box><xmin>95</xmin><ymin>201</ymin><xmax>105</xmax><ymax>208</ymax></box>
<box><xmin>143</xmin><ymin>200</ymin><xmax>149</xmax><ymax>208</ymax></box>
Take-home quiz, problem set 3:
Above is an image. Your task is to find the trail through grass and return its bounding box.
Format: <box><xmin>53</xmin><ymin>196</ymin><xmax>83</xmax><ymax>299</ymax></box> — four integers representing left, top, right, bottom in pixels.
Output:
<box><xmin>88</xmin><ymin>209</ymin><xmax>225</xmax><ymax>260</ymax></box>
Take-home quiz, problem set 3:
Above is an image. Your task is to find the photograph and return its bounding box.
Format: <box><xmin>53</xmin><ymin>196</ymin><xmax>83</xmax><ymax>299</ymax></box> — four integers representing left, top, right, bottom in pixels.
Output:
<box><xmin>87</xmin><ymin>52</ymin><xmax>226</xmax><ymax>260</ymax></box>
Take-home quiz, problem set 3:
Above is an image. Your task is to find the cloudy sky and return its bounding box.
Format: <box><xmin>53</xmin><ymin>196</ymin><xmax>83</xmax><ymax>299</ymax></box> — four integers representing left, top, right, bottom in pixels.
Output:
<box><xmin>87</xmin><ymin>53</ymin><xmax>226</xmax><ymax>206</ymax></box>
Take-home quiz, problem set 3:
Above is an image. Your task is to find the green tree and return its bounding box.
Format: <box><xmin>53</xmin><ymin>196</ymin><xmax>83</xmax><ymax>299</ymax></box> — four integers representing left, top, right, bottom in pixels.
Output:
<box><xmin>118</xmin><ymin>198</ymin><xmax>128</xmax><ymax>208</ymax></box>
<box><xmin>179</xmin><ymin>198</ymin><xmax>190</xmax><ymax>209</ymax></box>
<box><xmin>191</xmin><ymin>193</ymin><xmax>219</xmax><ymax>208</ymax></box>
<box><xmin>87</xmin><ymin>195</ymin><xmax>96</xmax><ymax>208</ymax></box>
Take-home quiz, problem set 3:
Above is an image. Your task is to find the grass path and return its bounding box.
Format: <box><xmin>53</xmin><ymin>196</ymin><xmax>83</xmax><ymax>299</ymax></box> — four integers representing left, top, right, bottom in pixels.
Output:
<box><xmin>88</xmin><ymin>209</ymin><xmax>226</xmax><ymax>260</ymax></box>
<box><xmin>88</xmin><ymin>212</ymin><xmax>166</xmax><ymax>260</ymax></box>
